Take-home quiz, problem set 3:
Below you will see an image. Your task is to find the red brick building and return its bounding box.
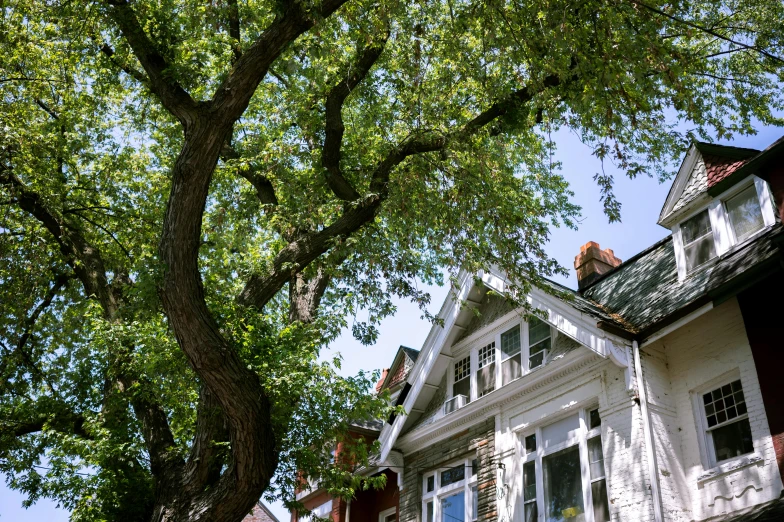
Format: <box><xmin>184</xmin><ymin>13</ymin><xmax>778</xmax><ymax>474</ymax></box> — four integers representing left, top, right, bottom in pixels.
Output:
<box><xmin>291</xmin><ymin>346</ymin><xmax>418</xmax><ymax>522</ymax></box>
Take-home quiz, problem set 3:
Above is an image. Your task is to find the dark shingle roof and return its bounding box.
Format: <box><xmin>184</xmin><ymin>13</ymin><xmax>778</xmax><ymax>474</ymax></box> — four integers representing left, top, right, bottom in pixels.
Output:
<box><xmin>582</xmin><ymin>225</ymin><xmax>782</xmax><ymax>333</ymax></box>
<box><xmin>401</xmin><ymin>346</ymin><xmax>420</xmax><ymax>362</ymax></box>
<box><xmin>704</xmin><ymin>495</ymin><xmax>784</xmax><ymax>521</ymax></box>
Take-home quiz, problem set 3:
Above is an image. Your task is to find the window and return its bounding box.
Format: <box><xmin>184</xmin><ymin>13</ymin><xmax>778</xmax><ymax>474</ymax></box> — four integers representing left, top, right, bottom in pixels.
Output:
<box><xmin>379</xmin><ymin>508</ymin><xmax>397</xmax><ymax>522</ymax></box>
<box><xmin>681</xmin><ymin>210</ymin><xmax>717</xmax><ymax>272</ymax></box>
<box><xmin>528</xmin><ymin>317</ymin><xmax>551</xmax><ymax>369</ymax></box>
<box><xmin>453</xmin><ymin>355</ymin><xmax>471</xmax><ymax>401</ymax></box>
<box><xmin>448</xmin><ymin>317</ymin><xmax>554</xmax><ymax>411</ymax></box>
<box><xmin>477</xmin><ymin>342</ymin><xmax>496</xmax><ymax>397</ymax></box>
<box><xmin>423</xmin><ymin>459</ymin><xmax>478</xmax><ymax>522</ymax></box>
<box><xmin>726</xmin><ymin>185</ymin><xmax>765</xmax><ymax>243</ymax></box>
<box><xmin>500</xmin><ymin>325</ymin><xmax>522</xmax><ymax>385</ymax></box>
<box><xmin>521</xmin><ymin>406</ymin><xmax>609</xmax><ymax>522</ymax></box>
<box><xmin>701</xmin><ymin>379</ymin><xmax>753</xmax><ymax>464</ymax></box>
<box><xmin>304</xmin><ymin>500</ymin><xmax>332</xmax><ymax>521</ymax></box>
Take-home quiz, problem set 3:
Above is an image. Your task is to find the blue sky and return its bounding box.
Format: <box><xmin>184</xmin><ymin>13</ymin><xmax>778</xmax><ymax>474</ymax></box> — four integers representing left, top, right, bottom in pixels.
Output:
<box><xmin>2</xmin><ymin>125</ymin><xmax>782</xmax><ymax>521</ymax></box>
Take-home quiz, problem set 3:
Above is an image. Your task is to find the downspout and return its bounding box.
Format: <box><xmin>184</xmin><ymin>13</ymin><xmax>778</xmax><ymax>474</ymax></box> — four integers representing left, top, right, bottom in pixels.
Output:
<box><xmin>633</xmin><ymin>340</ymin><xmax>664</xmax><ymax>522</ymax></box>
<box><xmin>345</xmin><ymin>500</ymin><xmax>350</xmax><ymax>522</ymax></box>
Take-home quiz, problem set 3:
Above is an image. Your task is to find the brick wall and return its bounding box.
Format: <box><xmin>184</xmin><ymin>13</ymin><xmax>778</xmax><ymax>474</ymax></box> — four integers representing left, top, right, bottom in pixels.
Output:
<box><xmin>399</xmin><ymin>418</ymin><xmax>496</xmax><ymax>522</ymax></box>
<box><xmin>645</xmin><ymin>298</ymin><xmax>784</xmax><ymax>521</ymax></box>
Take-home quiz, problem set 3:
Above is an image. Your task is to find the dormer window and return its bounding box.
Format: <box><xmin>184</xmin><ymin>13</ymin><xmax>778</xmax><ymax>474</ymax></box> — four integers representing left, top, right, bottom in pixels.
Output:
<box><xmin>725</xmin><ymin>185</ymin><xmax>765</xmax><ymax>243</ymax></box>
<box><xmin>670</xmin><ymin>177</ymin><xmax>775</xmax><ymax>280</ymax></box>
<box><xmin>681</xmin><ymin>209</ymin><xmax>717</xmax><ymax>272</ymax></box>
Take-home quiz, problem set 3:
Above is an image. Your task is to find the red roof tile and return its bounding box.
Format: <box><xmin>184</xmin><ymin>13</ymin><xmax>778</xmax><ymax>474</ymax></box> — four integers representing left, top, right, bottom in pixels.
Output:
<box><xmin>704</xmin><ymin>153</ymin><xmax>749</xmax><ymax>188</ymax></box>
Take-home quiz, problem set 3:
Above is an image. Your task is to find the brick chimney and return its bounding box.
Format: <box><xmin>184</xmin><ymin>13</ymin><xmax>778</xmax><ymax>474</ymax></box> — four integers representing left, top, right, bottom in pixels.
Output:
<box><xmin>574</xmin><ymin>241</ymin><xmax>622</xmax><ymax>290</ymax></box>
<box><xmin>375</xmin><ymin>368</ymin><xmax>389</xmax><ymax>392</ymax></box>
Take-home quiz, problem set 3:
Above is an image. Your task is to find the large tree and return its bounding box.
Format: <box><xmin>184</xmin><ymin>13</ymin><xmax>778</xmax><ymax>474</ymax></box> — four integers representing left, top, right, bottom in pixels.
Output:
<box><xmin>0</xmin><ymin>0</ymin><xmax>782</xmax><ymax>520</ymax></box>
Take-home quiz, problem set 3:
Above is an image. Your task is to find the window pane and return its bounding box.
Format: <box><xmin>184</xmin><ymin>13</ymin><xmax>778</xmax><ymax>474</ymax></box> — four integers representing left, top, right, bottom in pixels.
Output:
<box><xmin>529</xmin><ymin>351</ymin><xmax>545</xmax><ymax>369</ymax></box>
<box><xmin>524</xmin><ymin>503</ymin><xmax>538</xmax><ymax>522</ymax></box>
<box><xmin>472</xmin><ymin>485</ymin><xmax>478</xmax><ymax>521</ymax></box>
<box><xmin>427</xmin><ymin>475</ymin><xmax>435</xmax><ymax>493</ymax></box>
<box><xmin>682</xmin><ymin>211</ymin><xmax>716</xmax><ymax>271</ymax></box>
<box><xmin>529</xmin><ymin>317</ymin><xmax>551</xmax><ymax>345</ymax></box>
<box><xmin>542</xmin><ymin>414</ymin><xmax>580</xmax><ymax>449</ymax></box>
<box><xmin>501</xmin><ymin>325</ymin><xmax>521</xmax><ymax>358</ymax></box>
<box><xmin>478</xmin><ymin>342</ymin><xmax>495</xmax><ymax>368</ymax></box>
<box><xmin>588</xmin><ymin>437</ymin><xmax>605</xmax><ymax>479</ymax></box>
<box><xmin>478</xmin><ymin>362</ymin><xmax>495</xmax><ymax>397</ymax></box>
<box><xmin>544</xmin><ymin>446</ymin><xmax>586</xmax><ymax>522</ymax></box>
<box><xmin>712</xmin><ymin>418</ymin><xmax>754</xmax><ymax>462</ymax></box>
<box><xmin>426</xmin><ymin>501</ymin><xmax>434</xmax><ymax>522</ymax></box>
<box><xmin>472</xmin><ymin>459</ymin><xmax>478</xmax><ymax>477</ymax></box>
<box><xmin>704</xmin><ymin>379</ymin><xmax>746</xmax><ymax>427</ymax></box>
<box><xmin>455</xmin><ymin>356</ymin><xmax>470</xmax><ymax>382</ymax></box>
<box><xmin>441</xmin><ymin>491</ymin><xmax>465</xmax><ymax>522</ymax></box>
<box><xmin>727</xmin><ymin>185</ymin><xmax>764</xmax><ymax>242</ymax></box>
<box><xmin>684</xmin><ymin>234</ymin><xmax>716</xmax><ymax>271</ymax></box>
<box><xmin>441</xmin><ymin>464</ymin><xmax>465</xmax><ymax>487</ymax></box>
<box><xmin>502</xmin><ymin>353</ymin><xmax>522</xmax><ymax>385</ymax></box>
<box><xmin>589</xmin><ymin>409</ymin><xmax>601</xmax><ymax>430</ymax></box>
<box><xmin>524</xmin><ymin>461</ymin><xmax>537</xmax><ymax>501</ymax></box>
<box><xmin>591</xmin><ymin>479</ymin><xmax>611</xmax><ymax>522</ymax></box>
<box><xmin>682</xmin><ymin>210</ymin><xmax>712</xmax><ymax>243</ymax></box>
<box><xmin>525</xmin><ymin>434</ymin><xmax>537</xmax><ymax>454</ymax></box>
<box><xmin>453</xmin><ymin>377</ymin><xmax>470</xmax><ymax>402</ymax></box>
<box><xmin>385</xmin><ymin>514</ymin><xmax>396</xmax><ymax>522</ymax></box>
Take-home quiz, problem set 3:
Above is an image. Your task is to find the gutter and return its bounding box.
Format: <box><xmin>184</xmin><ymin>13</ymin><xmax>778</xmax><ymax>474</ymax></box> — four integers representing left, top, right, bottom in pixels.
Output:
<box><xmin>634</xmin><ymin>340</ymin><xmax>664</xmax><ymax>522</ymax></box>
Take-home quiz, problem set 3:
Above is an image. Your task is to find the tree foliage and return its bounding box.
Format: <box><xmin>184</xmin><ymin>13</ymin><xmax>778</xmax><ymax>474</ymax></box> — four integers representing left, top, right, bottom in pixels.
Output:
<box><xmin>0</xmin><ymin>0</ymin><xmax>782</xmax><ymax>520</ymax></box>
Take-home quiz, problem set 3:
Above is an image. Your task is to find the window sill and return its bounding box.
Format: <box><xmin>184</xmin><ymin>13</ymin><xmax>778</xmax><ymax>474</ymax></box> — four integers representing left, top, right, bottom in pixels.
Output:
<box><xmin>696</xmin><ymin>455</ymin><xmax>763</xmax><ymax>485</ymax></box>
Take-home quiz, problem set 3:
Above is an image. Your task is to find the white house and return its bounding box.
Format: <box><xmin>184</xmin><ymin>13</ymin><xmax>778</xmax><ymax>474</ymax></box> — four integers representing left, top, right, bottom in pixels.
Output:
<box><xmin>372</xmin><ymin>137</ymin><xmax>784</xmax><ymax>522</ymax></box>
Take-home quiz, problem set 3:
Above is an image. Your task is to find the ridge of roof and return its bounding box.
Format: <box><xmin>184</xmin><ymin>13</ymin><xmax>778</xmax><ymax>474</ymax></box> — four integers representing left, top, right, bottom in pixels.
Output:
<box><xmin>694</xmin><ymin>141</ymin><xmax>759</xmax><ymax>159</ymax></box>
<box><xmin>709</xmin><ymin>134</ymin><xmax>784</xmax><ymax>196</ymax></box>
<box><xmin>578</xmin><ymin>234</ymin><xmax>674</xmax><ymax>293</ymax></box>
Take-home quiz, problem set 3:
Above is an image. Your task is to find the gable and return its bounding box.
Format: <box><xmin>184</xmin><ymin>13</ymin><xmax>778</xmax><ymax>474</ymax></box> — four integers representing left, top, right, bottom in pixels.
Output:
<box><xmin>671</xmin><ymin>155</ymin><xmax>708</xmax><ymax>215</ymax></box>
<box><xmin>376</xmin><ymin>269</ymin><xmax>634</xmax><ymax>461</ymax></box>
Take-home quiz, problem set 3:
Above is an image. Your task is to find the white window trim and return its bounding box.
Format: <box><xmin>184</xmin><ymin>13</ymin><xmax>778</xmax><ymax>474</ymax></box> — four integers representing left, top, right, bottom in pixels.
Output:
<box><xmin>691</xmin><ymin>370</ymin><xmax>757</xmax><ymax>470</ymax></box>
<box><xmin>422</xmin><ymin>458</ymin><xmax>477</xmax><ymax>522</ymax></box>
<box><xmin>518</xmin><ymin>405</ymin><xmax>607</xmax><ymax>522</ymax></box>
<box><xmin>673</xmin><ymin>175</ymin><xmax>775</xmax><ymax>281</ymax></box>
<box><xmin>378</xmin><ymin>507</ymin><xmax>397</xmax><ymax>522</ymax></box>
<box><xmin>446</xmin><ymin>318</ymin><xmax>556</xmax><ymax>405</ymax></box>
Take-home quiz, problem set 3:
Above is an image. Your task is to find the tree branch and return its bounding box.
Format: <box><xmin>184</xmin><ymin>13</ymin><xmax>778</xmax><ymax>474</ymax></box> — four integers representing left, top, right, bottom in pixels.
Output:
<box><xmin>2</xmin><ymin>412</ymin><xmax>91</xmax><ymax>439</ymax></box>
<box><xmin>183</xmin><ymin>385</ymin><xmax>229</xmax><ymax>493</ymax></box>
<box><xmin>227</xmin><ymin>0</ymin><xmax>242</xmax><ymax>64</ymax></box>
<box><xmin>16</xmin><ymin>273</ymin><xmax>72</xmax><ymax>353</ymax></box>
<box><xmin>104</xmin><ymin>0</ymin><xmax>200</xmax><ymax>125</ymax></box>
<box><xmin>221</xmin><ymin>143</ymin><xmax>279</xmax><ymax>205</ymax></box>
<box><xmin>322</xmin><ymin>38</ymin><xmax>388</xmax><ymax>201</ymax></box>
<box><xmin>626</xmin><ymin>0</ymin><xmax>784</xmax><ymax>64</ymax></box>
<box><xmin>98</xmin><ymin>42</ymin><xmax>149</xmax><ymax>84</ymax></box>
<box><xmin>238</xmin><ymin>72</ymin><xmax>566</xmax><ymax>310</ymax></box>
<box><xmin>210</xmin><ymin>0</ymin><xmax>351</xmax><ymax>125</ymax></box>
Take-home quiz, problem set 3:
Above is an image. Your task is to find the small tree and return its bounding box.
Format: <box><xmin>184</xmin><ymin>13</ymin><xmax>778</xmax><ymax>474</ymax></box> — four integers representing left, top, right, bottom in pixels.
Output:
<box><xmin>0</xmin><ymin>0</ymin><xmax>782</xmax><ymax>520</ymax></box>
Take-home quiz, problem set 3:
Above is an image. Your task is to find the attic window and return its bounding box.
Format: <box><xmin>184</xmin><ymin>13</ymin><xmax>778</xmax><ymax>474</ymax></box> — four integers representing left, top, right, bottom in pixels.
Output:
<box><xmin>726</xmin><ymin>185</ymin><xmax>764</xmax><ymax>243</ymax></box>
<box><xmin>681</xmin><ymin>209</ymin><xmax>717</xmax><ymax>272</ymax></box>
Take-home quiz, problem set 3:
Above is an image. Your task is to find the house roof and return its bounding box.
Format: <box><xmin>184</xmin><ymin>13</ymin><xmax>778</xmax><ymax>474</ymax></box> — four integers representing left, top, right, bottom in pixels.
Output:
<box><xmin>582</xmin><ymin>224</ymin><xmax>783</xmax><ymax>334</ymax></box>
<box><xmin>242</xmin><ymin>502</ymin><xmax>281</xmax><ymax>522</ymax></box>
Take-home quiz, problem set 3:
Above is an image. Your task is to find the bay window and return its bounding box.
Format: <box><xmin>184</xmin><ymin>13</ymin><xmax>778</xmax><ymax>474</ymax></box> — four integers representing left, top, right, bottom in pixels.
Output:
<box><xmin>422</xmin><ymin>459</ymin><xmax>478</xmax><ymax>522</ymax></box>
<box><xmin>520</xmin><ymin>406</ymin><xmax>610</xmax><ymax>522</ymax></box>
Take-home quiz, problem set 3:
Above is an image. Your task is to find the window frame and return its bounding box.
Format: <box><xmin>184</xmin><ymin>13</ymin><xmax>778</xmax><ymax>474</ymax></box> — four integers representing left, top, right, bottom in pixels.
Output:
<box><xmin>679</xmin><ymin>208</ymin><xmax>718</xmax><ymax>273</ymax></box>
<box><xmin>518</xmin><ymin>405</ymin><xmax>608</xmax><ymax>522</ymax></box>
<box><xmin>447</xmin><ymin>316</ymin><xmax>557</xmax><ymax>406</ymax></box>
<box><xmin>673</xmin><ymin>176</ymin><xmax>775</xmax><ymax>280</ymax></box>
<box><xmin>378</xmin><ymin>507</ymin><xmax>397</xmax><ymax>522</ymax></box>
<box><xmin>692</xmin><ymin>373</ymin><xmax>756</xmax><ymax>469</ymax></box>
<box><xmin>422</xmin><ymin>458</ymin><xmax>478</xmax><ymax>522</ymax></box>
